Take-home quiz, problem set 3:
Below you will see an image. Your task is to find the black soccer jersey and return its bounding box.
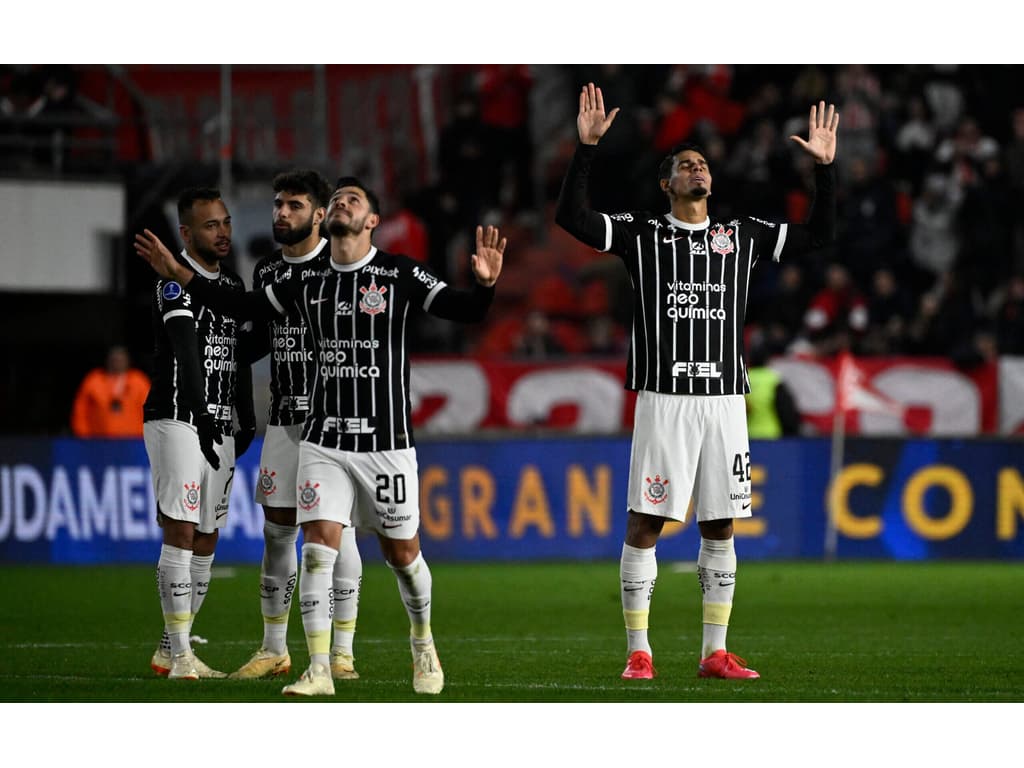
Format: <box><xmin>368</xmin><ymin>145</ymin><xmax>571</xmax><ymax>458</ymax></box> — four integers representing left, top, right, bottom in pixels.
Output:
<box><xmin>186</xmin><ymin>245</ymin><xmax>494</xmax><ymax>452</ymax></box>
<box><xmin>143</xmin><ymin>250</ymin><xmax>246</xmax><ymax>435</ymax></box>
<box><xmin>250</xmin><ymin>237</ymin><xmax>331</xmax><ymax>426</ymax></box>
<box><xmin>556</xmin><ymin>143</ymin><xmax>835</xmax><ymax>396</ymax></box>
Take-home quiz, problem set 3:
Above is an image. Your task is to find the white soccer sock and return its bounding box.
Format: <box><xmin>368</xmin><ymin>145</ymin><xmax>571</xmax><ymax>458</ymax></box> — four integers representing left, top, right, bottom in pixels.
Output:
<box><xmin>189</xmin><ymin>552</ymin><xmax>214</xmax><ymax>632</ymax></box>
<box><xmin>697</xmin><ymin>537</ymin><xmax>737</xmax><ymax>657</ymax></box>
<box><xmin>261</xmin><ymin>520</ymin><xmax>299</xmax><ymax>654</ymax></box>
<box><xmin>331</xmin><ymin>526</ymin><xmax>362</xmax><ymax>656</ymax></box>
<box><xmin>299</xmin><ymin>542</ymin><xmax>336</xmax><ymax>668</ymax></box>
<box><xmin>157</xmin><ymin>544</ymin><xmax>192</xmax><ymax>655</ymax></box>
<box><xmin>620</xmin><ymin>543</ymin><xmax>657</xmax><ymax>655</ymax></box>
<box><xmin>388</xmin><ymin>552</ymin><xmax>433</xmax><ymax>650</ymax></box>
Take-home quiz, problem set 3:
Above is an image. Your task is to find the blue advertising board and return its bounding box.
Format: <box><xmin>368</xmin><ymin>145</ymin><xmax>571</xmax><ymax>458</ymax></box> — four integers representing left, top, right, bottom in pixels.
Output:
<box><xmin>1</xmin><ymin>436</ymin><xmax>1022</xmax><ymax>563</ymax></box>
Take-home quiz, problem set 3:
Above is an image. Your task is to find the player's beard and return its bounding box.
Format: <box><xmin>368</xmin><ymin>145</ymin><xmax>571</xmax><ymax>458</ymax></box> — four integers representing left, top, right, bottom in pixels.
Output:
<box><xmin>327</xmin><ymin>211</ymin><xmax>367</xmax><ymax>238</ymax></box>
<box><xmin>273</xmin><ymin>217</ymin><xmax>314</xmax><ymax>246</ymax></box>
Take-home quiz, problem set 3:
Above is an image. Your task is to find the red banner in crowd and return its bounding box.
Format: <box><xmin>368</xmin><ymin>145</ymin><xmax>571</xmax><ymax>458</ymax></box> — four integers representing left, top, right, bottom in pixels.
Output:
<box><xmin>410</xmin><ymin>356</ymin><xmax>1008</xmax><ymax>436</ymax></box>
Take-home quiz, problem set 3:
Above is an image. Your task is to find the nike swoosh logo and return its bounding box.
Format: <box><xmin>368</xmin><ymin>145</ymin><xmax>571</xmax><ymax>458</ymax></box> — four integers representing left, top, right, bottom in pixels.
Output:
<box><xmin>336</xmin><ymin>596</ymin><xmax>352</xmax><ymax>601</ymax></box>
<box><xmin>623</xmin><ymin>587</ymin><xmax>644</xmax><ymax>592</ymax></box>
<box><xmin>382</xmin><ymin>522</ymin><xmax>401</xmax><ymax>529</ymax></box>
<box><xmin>741</xmin><ymin>502</ymin><xmax>751</xmax><ymax>510</ymax></box>
<box><xmin>718</xmin><ymin>581</ymin><xmax>735</xmax><ymax>587</ymax></box>
<box><xmin>310</xmin><ymin>297</ymin><xmax>330</xmax><ymax>304</ymax></box>
<box><xmin>662</xmin><ymin>237</ymin><xmax>686</xmax><ymax>244</ymax></box>
<box><xmin>301</xmin><ymin>609</ymin><xmax>315</xmax><ymax>616</ymax></box>
<box><xmin>173</xmin><ymin>591</ymin><xmax>190</xmax><ymax>597</ymax></box>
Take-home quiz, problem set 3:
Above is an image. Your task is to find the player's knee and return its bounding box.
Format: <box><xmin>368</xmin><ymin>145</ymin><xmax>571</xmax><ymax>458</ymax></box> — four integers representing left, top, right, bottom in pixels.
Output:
<box><xmin>698</xmin><ymin>518</ymin><xmax>733</xmax><ymax>539</ymax></box>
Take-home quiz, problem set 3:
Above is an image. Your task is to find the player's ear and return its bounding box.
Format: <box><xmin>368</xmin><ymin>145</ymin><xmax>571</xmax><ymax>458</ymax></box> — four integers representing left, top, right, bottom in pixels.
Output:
<box><xmin>367</xmin><ymin>212</ymin><xmax>380</xmax><ymax>232</ymax></box>
<box><xmin>178</xmin><ymin>224</ymin><xmax>190</xmax><ymax>245</ymax></box>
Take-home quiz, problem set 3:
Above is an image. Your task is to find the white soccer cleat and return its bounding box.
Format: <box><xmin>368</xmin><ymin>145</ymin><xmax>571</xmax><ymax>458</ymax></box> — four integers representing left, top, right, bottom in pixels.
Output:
<box><xmin>192</xmin><ymin>654</ymin><xmax>227</xmax><ymax>679</ymax></box>
<box><xmin>229</xmin><ymin>648</ymin><xmax>292</xmax><ymax>680</ymax></box>
<box><xmin>282</xmin><ymin>663</ymin><xmax>335</xmax><ymax>697</ymax></box>
<box><xmin>150</xmin><ymin>647</ymin><xmax>172</xmax><ymax>676</ymax></box>
<box><xmin>412</xmin><ymin>641</ymin><xmax>444</xmax><ymax>695</ymax></box>
<box><xmin>168</xmin><ymin>651</ymin><xmax>199</xmax><ymax>680</ymax></box>
<box><xmin>329</xmin><ymin>649</ymin><xmax>360</xmax><ymax>680</ymax></box>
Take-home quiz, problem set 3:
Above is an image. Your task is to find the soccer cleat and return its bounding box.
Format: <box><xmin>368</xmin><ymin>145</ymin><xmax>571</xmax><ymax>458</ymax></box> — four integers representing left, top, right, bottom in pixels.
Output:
<box><xmin>412</xmin><ymin>642</ymin><xmax>444</xmax><ymax>694</ymax></box>
<box><xmin>192</xmin><ymin>654</ymin><xmax>227</xmax><ymax>679</ymax></box>
<box><xmin>229</xmin><ymin>648</ymin><xmax>292</xmax><ymax>680</ymax></box>
<box><xmin>621</xmin><ymin>650</ymin><xmax>657</xmax><ymax>679</ymax></box>
<box><xmin>150</xmin><ymin>647</ymin><xmax>172</xmax><ymax>677</ymax></box>
<box><xmin>330</xmin><ymin>649</ymin><xmax>359</xmax><ymax>680</ymax></box>
<box><xmin>281</xmin><ymin>663</ymin><xmax>335</xmax><ymax>697</ymax></box>
<box><xmin>698</xmin><ymin>650</ymin><xmax>760</xmax><ymax>679</ymax></box>
<box><xmin>167</xmin><ymin>651</ymin><xmax>199</xmax><ymax>680</ymax></box>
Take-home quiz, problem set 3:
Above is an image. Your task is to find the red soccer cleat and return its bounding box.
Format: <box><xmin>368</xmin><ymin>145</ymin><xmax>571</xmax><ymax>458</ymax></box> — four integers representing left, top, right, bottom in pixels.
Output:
<box><xmin>621</xmin><ymin>650</ymin><xmax>657</xmax><ymax>679</ymax></box>
<box><xmin>698</xmin><ymin>650</ymin><xmax>760</xmax><ymax>679</ymax></box>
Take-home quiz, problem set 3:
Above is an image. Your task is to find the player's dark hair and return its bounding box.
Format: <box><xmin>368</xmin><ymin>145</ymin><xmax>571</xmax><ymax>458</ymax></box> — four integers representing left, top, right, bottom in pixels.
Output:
<box><xmin>658</xmin><ymin>142</ymin><xmax>708</xmax><ymax>182</ymax></box>
<box><xmin>334</xmin><ymin>176</ymin><xmax>381</xmax><ymax>216</ymax></box>
<box><xmin>176</xmin><ymin>186</ymin><xmax>222</xmax><ymax>225</ymax></box>
<box><xmin>273</xmin><ymin>169</ymin><xmax>332</xmax><ymax>210</ymax></box>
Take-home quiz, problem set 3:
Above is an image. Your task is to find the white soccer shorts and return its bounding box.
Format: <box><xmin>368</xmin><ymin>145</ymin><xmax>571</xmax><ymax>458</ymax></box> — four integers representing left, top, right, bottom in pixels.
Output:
<box><xmin>295</xmin><ymin>441</ymin><xmax>420</xmax><ymax>539</ymax></box>
<box><xmin>254</xmin><ymin>423</ymin><xmax>303</xmax><ymax>507</ymax></box>
<box><xmin>143</xmin><ymin>418</ymin><xmax>236</xmax><ymax>533</ymax></box>
<box><xmin>626</xmin><ymin>391</ymin><xmax>753</xmax><ymax>523</ymax></box>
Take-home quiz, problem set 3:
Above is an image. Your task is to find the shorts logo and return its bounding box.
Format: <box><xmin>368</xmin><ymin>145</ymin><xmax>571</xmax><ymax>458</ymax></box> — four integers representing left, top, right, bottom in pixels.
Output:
<box><xmin>643</xmin><ymin>474</ymin><xmax>670</xmax><ymax>505</ymax></box>
<box><xmin>709</xmin><ymin>224</ymin><xmax>735</xmax><ymax>256</ymax></box>
<box><xmin>298</xmin><ymin>480</ymin><xmax>321</xmax><ymax>511</ymax></box>
<box><xmin>258</xmin><ymin>468</ymin><xmax>278</xmax><ymax>496</ymax></box>
<box><xmin>162</xmin><ymin>282</ymin><xmax>182</xmax><ymax>301</ymax></box>
<box><xmin>359</xmin><ymin>278</ymin><xmax>388</xmax><ymax>315</ymax></box>
<box><xmin>183</xmin><ymin>481</ymin><xmax>200</xmax><ymax>512</ymax></box>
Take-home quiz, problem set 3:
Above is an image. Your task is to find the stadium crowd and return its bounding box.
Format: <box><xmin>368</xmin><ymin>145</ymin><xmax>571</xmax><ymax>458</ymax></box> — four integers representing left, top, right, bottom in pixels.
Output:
<box><xmin>4</xmin><ymin>64</ymin><xmax>1023</xmax><ymax>369</ymax></box>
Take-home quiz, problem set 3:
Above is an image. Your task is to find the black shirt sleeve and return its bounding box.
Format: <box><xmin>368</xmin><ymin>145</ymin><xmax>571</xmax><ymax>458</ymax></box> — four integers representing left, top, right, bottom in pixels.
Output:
<box><xmin>164</xmin><ymin>315</ymin><xmax>207</xmax><ymax>416</ymax></box>
<box><xmin>426</xmin><ymin>282</ymin><xmax>495</xmax><ymax>322</ymax></box>
<box><xmin>186</xmin><ymin>276</ymin><xmax>289</xmax><ymax>322</ymax></box>
<box><xmin>555</xmin><ymin>143</ymin><xmax>612</xmax><ymax>250</ymax></box>
<box><xmin>778</xmin><ymin>163</ymin><xmax>837</xmax><ymax>256</ymax></box>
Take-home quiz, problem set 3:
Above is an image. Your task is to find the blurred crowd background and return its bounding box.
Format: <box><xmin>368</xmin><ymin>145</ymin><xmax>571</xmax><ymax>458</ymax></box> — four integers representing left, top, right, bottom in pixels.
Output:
<box><xmin>3</xmin><ymin>63</ymin><xmax>1022</xmax><ymax>435</ymax></box>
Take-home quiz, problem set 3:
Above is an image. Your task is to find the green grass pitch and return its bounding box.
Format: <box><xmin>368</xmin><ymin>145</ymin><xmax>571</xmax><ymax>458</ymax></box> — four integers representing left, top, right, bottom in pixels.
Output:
<box><xmin>2</xmin><ymin>559</ymin><xmax>1022</xmax><ymax>704</ymax></box>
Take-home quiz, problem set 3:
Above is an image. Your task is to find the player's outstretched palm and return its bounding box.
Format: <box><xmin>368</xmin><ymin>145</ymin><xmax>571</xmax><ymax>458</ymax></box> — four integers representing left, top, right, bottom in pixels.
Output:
<box><xmin>577</xmin><ymin>82</ymin><xmax>619</xmax><ymax>146</ymax></box>
<box><xmin>471</xmin><ymin>225</ymin><xmax>507</xmax><ymax>287</ymax></box>
<box><xmin>789</xmin><ymin>101</ymin><xmax>839</xmax><ymax>164</ymax></box>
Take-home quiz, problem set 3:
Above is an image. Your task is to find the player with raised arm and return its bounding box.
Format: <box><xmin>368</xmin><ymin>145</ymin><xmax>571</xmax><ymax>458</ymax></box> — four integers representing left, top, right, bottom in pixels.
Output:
<box><xmin>144</xmin><ymin>186</ymin><xmax>257</xmax><ymax>680</ymax></box>
<box><xmin>136</xmin><ymin>177</ymin><xmax>506</xmax><ymax>695</ymax></box>
<box><xmin>229</xmin><ymin>170</ymin><xmax>365</xmax><ymax>682</ymax></box>
<box><xmin>556</xmin><ymin>83</ymin><xmax>838</xmax><ymax>680</ymax></box>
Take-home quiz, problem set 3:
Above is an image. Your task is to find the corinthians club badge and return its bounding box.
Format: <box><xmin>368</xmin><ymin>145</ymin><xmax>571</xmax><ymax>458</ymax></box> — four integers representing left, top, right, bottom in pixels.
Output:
<box><xmin>709</xmin><ymin>224</ymin><xmax>735</xmax><ymax>256</ymax></box>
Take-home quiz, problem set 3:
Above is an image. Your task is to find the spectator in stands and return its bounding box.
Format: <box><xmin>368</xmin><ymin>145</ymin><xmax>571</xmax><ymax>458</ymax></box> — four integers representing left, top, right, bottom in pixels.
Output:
<box><xmin>514</xmin><ymin>309</ymin><xmax>566</xmax><ymax>359</ymax></box>
<box><xmin>862</xmin><ymin>266</ymin><xmax>913</xmax><ymax>355</ymax></box>
<box><xmin>1005</xmin><ymin>108</ymin><xmax>1024</xmax><ymax>276</ymax></box>
<box><xmin>803</xmin><ymin>263</ymin><xmax>869</xmax><ymax>356</ymax></box>
<box><xmin>477</xmin><ymin>65</ymin><xmax>534</xmax><ymax>216</ymax></box>
<box><xmin>994</xmin><ymin>274</ymin><xmax>1024</xmax><ymax>355</ymax></box>
<box><xmin>70</xmin><ymin>345</ymin><xmax>151</xmax><ymax>438</ymax></box>
<box><xmin>908</xmin><ymin>172</ymin><xmax>963</xmax><ymax>291</ymax></box>
<box><xmin>745</xmin><ymin>334</ymin><xmax>800</xmax><ymax>438</ymax></box>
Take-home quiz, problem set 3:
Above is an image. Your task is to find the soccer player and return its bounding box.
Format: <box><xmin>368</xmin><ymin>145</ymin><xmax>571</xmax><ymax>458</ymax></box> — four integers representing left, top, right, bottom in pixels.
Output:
<box><xmin>143</xmin><ymin>186</ymin><xmax>257</xmax><ymax>680</ymax></box>
<box><xmin>135</xmin><ymin>177</ymin><xmax>506</xmax><ymax>696</ymax></box>
<box><xmin>230</xmin><ymin>169</ymin><xmax>365</xmax><ymax>682</ymax></box>
<box><xmin>556</xmin><ymin>83</ymin><xmax>838</xmax><ymax>680</ymax></box>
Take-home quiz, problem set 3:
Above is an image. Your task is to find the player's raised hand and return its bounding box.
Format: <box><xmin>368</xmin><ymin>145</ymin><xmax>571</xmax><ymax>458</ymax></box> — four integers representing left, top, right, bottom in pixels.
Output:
<box><xmin>789</xmin><ymin>101</ymin><xmax>839</xmax><ymax>164</ymax></box>
<box><xmin>134</xmin><ymin>229</ymin><xmax>192</xmax><ymax>284</ymax></box>
<box><xmin>471</xmin><ymin>225</ymin><xmax>506</xmax><ymax>287</ymax></box>
<box><xmin>577</xmin><ymin>82</ymin><xmax>619</xmax><ymax>146</ymax></box>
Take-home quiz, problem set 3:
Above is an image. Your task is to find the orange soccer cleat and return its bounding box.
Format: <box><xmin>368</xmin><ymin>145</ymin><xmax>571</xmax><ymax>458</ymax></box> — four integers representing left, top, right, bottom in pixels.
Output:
<box><xmin>698</xmin><ymin>650</ymin><xmax>760</xmax><ymax>679</ymax></box>
<box><xmin>621</xmin><ymin>650</ymin><xmax>657</xmax><ymax>679</ymax></box>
